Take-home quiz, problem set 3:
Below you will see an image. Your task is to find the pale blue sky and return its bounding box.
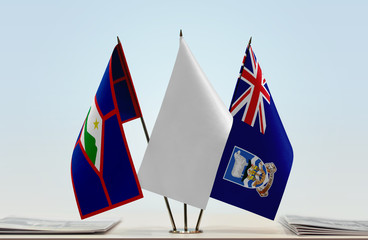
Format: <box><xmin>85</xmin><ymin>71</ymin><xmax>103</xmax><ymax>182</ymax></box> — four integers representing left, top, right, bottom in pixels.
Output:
<box><xmin>0</xmin><ymin>0</ymin><xmax>367</xmax><ymax>222</ymax></box>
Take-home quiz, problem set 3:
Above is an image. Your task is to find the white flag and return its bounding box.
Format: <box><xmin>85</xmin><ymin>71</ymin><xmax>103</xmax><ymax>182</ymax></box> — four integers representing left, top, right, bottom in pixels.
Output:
<box><xmin>138</xmin><ymin>37</ymin><xmax>232</xmax><ymax>209</ymax></box>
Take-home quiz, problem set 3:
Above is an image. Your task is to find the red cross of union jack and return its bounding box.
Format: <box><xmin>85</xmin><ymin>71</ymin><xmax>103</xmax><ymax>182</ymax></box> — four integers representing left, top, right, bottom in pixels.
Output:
<box><xmin>230</xmin><ymin>46</ymin><xmax>271</xmax><ymax>134</ymax></box>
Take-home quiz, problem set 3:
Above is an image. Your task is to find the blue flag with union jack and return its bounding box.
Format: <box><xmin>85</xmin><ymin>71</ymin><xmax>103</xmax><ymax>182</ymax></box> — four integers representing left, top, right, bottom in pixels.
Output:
<box><xmin>71</xmin><ymin>41</ymin><xmax>143</xmax><ymax>219</ymax></box>
<box><xmin>210</xmin><ymin>44</ymin><xmax>293</xmax><ymax>220</ymax></box>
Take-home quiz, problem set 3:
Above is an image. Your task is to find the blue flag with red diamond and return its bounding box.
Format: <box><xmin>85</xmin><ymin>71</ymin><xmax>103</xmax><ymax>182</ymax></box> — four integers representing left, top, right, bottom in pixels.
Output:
<box><xmin>71</xmin><ymin>40</ymin><xmax>143</xmax><ymax>219</ymax></box>
<box><xmin>210</xmin><ymin>43</ymin><xmax>293</xmax><ymax>220</ymax></box>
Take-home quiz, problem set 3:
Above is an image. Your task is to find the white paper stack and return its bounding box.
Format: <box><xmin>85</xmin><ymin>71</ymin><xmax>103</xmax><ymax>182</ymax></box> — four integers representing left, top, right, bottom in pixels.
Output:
<box><xmin>0</xmin><ymin>216</ymin><xmax>119</xmax><ymax>234</ymax></box>
<box><xmin>280</xmin><ymin>215</ymin><xmax>368</xmax><ymax>236</ymax></box>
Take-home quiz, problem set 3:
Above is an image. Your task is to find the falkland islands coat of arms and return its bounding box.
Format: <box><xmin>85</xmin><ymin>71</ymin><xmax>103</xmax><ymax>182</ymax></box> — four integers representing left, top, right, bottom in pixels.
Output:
<box><xmin>223</xmin><ymin>146</ymin><xmax>277</xmax><ymax>197</ymax></box>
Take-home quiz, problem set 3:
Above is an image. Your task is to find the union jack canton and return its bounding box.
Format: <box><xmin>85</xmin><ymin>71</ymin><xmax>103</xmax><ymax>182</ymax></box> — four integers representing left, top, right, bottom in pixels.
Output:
<box><xmin>230</xmin><ymin>46</ymin><xmax>270</xmax><ymax>134</ymax></box>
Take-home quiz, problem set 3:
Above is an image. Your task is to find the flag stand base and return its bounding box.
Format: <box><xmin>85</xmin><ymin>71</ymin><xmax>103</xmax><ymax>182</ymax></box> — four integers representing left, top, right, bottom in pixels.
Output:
<box><xmin>169</xmin><ymin>229</ymin><xmax>203</xmax><ymax>234</ymax></box>
<box><xmin>167</xmin><ymin>204</ymin><xmax>204</xmax><ymax>234</ymax></box>
<box><xmin>165</xmin><ymin>202</ymin><xmax>204</xmax><ymax>234</ymax></box>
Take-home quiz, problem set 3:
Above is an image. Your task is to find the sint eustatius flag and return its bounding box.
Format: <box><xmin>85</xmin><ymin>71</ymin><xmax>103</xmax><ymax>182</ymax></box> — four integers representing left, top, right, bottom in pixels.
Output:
<box><xmin>71</xmin><ymin>41</ymin><xmax>143</xmax><ymax>219</ymax></box>
<box><xmin>210</xmin><ymin>43</ymin><xmax>293</xmax><ymax>220</ymax></box>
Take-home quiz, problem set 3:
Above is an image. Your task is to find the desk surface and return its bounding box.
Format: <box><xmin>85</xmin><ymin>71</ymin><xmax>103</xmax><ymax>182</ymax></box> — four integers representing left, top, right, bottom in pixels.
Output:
<box><xmin>0</xmin><ymin>213</ymin><xmax>367</xmax><ymax>239</ymax></box>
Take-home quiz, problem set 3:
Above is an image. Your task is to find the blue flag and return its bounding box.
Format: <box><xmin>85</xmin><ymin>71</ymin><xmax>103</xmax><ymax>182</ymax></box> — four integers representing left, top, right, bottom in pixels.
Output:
<box><xmin>71</xmin><ymin>41</ymin><xmax>143</xmax><ymax>219</ymax></box>
<box><xmin>210</xmin><ymin>44</ymin><xmax>293</xmax><ymax>220</ymax></box>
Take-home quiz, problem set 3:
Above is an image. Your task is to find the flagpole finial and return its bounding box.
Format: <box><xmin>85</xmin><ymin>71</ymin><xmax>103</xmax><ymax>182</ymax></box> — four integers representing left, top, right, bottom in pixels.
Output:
<box><xmin>117</xmin><ymin>36</ymin><xmax>121</xmax><ymax>44</ymax></box>
<box><xmin>248</xmin><ymin>36</ymin><xmax>252</xmax><ymax>48</ymax></box>
<box><xmin>180</xmin><ymin>29</ymin><xmax>183</xmax><ymax>37</ymax></box>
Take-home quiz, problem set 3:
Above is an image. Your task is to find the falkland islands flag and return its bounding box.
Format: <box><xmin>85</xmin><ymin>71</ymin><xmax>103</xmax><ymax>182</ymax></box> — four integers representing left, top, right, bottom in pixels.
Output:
<box><xmin>71</xmin><ymin>40</ymin><xmax>143</xmax><ymax>219</ymax></box>
<box><xmin>211</xmin><ymin>43</ymin><xmax>293</xmax><ymax>220</ymax></box>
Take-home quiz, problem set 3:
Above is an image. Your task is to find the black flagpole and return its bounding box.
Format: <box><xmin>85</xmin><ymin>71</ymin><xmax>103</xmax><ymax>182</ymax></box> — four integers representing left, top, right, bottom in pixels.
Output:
<box><xmin>139</xmin><ymin>115</ymin><xmax>177</xmax><ymax>232</ymax></box>
<box><xmin>116</xmin><ymin>36</ymin><xmax>177</xmax><ymax>232</ymax></box>
<box><xmin>179</xmin><ymin>29</ymin><xmax>204</xmax><ymax>233</ymax></box>
<box><xmin>195</xmin><ymin>209</ymin><xmax>203</xmax><ymax>231</ymax></box>
<box><xmin>248</xmin><ymin>36</ymin><xmax>252</xmax><ymax>48</ymax></box>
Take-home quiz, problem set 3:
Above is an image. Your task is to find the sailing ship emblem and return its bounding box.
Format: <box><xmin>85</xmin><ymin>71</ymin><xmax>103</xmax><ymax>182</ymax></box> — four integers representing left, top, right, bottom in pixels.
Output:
<box><xmin>223</xmin><ymin>146</ymin><xmax>276</xmax><ymax>197</ymax></box>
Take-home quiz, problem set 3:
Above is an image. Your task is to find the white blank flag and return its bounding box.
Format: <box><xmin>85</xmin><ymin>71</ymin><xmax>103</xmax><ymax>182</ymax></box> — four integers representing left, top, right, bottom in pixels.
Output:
<box><xmin>138</xmin><ymin>37</ymin><xmax>232</xmax><ymax>209</ymax></box>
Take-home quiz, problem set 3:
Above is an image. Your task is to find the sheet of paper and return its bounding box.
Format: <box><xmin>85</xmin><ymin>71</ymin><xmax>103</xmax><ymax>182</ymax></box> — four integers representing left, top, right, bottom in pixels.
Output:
<box><xmin>280</xmin><ymin>215</ymin><xmax>368</xmax><ymax>236</ymax></box>
<box><xmin>0</xmin><ymin>216</ymin><xmax>119</xmax><ymax>234</ymax></box>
